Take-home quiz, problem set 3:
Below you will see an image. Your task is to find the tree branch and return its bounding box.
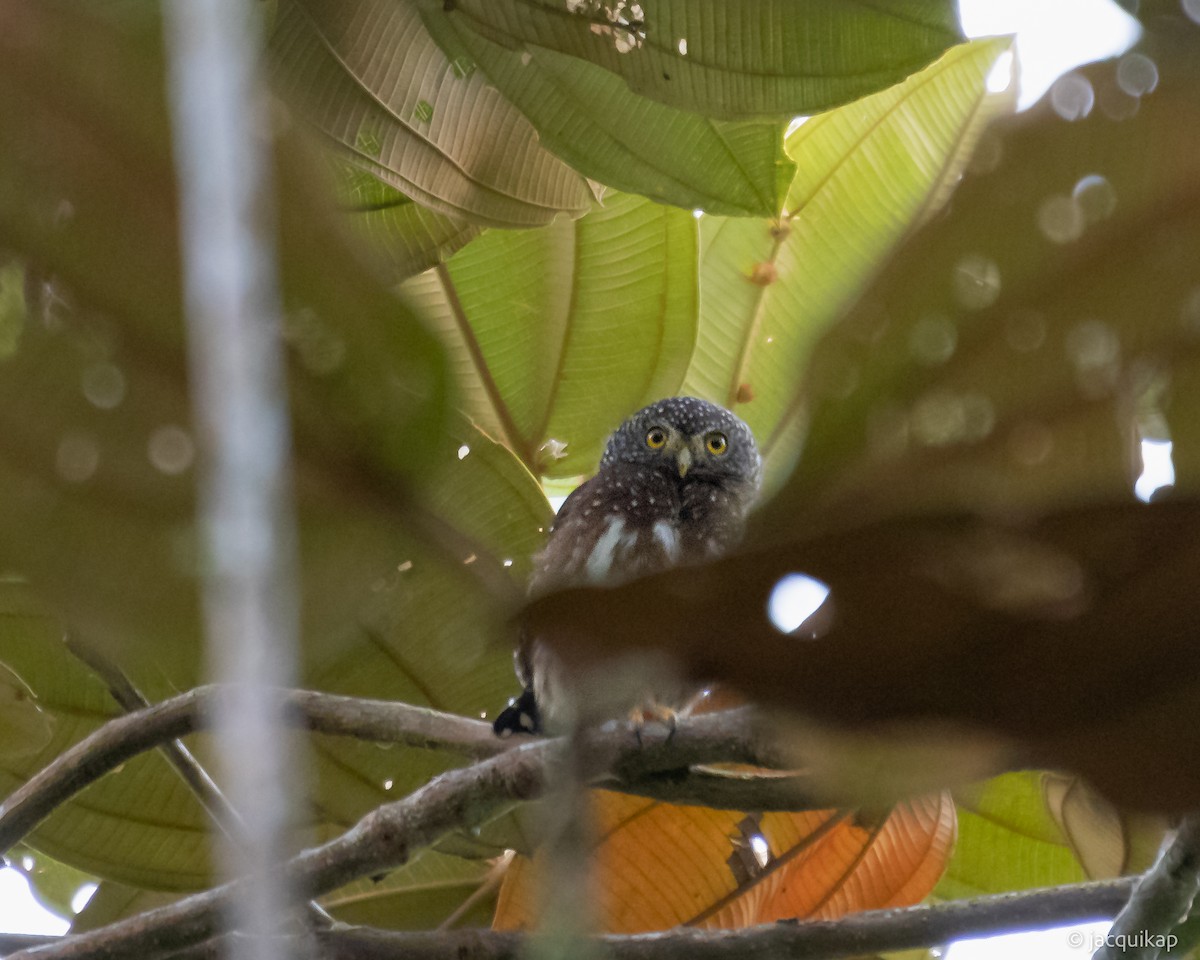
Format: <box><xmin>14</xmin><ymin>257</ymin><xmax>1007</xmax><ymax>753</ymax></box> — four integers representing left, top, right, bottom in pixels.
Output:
<box><xmin>3</xmin><ymin>712</ymin><xmax>796</xmax><ymax>960</ymax></box>
<box><xmin>0</xmin><ymin>687</ymin><xmax>507</xmax><ymax>856</ymax></box>
<box><xmin>1094</xmin><ymin>815</ymin><xmax>1200</xmax><ymax>960</ymax></box>
<box><xmin>0</xmin><ymin>689</ymin><xmax>810</xmax><ymax>859</ymax></box>
<box><xmin>2</xmin><ymin>879</ymin><xmax>1137</xmax><ymax>960</ymax></box>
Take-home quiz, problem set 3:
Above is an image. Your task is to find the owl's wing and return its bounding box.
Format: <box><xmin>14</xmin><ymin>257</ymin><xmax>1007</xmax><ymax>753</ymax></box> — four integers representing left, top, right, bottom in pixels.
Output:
<box><xmin>527</xmin><ymin>474</ymin><xmax>606</xmax><ymax>595</ymax></box>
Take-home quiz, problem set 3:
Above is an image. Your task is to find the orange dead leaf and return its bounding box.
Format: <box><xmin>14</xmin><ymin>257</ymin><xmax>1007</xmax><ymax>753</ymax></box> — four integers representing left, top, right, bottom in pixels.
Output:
<box><xmin>493</xmin><ymin>790</ymin><xmax>955</xmax><ymax>933</ymax></box>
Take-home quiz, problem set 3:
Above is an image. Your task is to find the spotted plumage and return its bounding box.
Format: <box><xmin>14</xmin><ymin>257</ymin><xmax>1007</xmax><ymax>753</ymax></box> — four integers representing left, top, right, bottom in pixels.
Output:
<box><xmin>495</xmin><ymin>397</ymin><xmax>762</xmax><ymax>735</ymax></box>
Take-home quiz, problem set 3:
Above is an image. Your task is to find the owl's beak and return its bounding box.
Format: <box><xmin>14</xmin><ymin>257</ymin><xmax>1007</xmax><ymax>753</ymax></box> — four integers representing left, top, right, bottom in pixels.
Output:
<box><xmin>676</xmin><ymin>447</ymin><xmax>692</xmax><ymax>478</ymax></box>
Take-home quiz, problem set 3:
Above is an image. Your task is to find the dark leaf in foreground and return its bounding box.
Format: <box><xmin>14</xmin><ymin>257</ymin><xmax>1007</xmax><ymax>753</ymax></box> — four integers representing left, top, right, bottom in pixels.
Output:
<box><xmin>526</xmin><ymin>502</ymin><xmax>1200</xmax><ymax>810</ymax></box>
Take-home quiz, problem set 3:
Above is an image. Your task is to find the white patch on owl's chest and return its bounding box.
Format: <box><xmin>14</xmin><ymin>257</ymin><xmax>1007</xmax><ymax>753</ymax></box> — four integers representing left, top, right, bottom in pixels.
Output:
<box><xmin>581</xmin><ymin>514</ymin><xmax>683</xmax><ymax>585</ymax></box>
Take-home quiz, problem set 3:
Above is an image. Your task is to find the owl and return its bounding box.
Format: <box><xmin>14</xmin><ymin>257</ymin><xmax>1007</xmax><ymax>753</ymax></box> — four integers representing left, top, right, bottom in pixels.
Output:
<box><xmin>495</xmin><ymin>396</ymin><xmax>762</xmax><ymax>736</ymax></box>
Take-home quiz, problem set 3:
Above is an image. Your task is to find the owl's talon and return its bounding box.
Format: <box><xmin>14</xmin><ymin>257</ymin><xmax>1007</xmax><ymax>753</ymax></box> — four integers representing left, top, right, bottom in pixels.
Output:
<box><xmin>493</xmin><ymin>687</ymin><xmax>541</xmax><ymax>737</ymax></box>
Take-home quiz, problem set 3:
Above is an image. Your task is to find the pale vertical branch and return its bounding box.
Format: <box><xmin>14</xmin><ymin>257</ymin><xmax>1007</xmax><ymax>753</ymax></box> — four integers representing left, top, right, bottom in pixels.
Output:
<box><xmin>161</xmin><ymin>3</ymin><xmax>308</xmax><ymax>959</ymax></box>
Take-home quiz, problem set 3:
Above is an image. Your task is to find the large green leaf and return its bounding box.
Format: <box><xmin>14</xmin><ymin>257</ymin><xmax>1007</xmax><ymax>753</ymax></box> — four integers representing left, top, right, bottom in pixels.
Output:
<box><xmin>441</xmin><ymin>0</ymin><xmax>963</xmax><ymax>119</ymax></box>
<box><xmin>0</xmin><ymin>660</ymin><xmax>53</xmax><ymax>762</ymax></box>
<box><xmin>270</xmin><ymin>0</ymin><xmax>593</xmax><ymax>228</ymax></box>
<box><xmin>405</xmin><ymin>192</ymin><xmax>697</xmax><ymax>478</ymax></box>
<box><xmin>939</xmin><ymin>774</ymin><xmax>1089</xmax><ymax>899</ymax></box>
<box><xmin>939</xmin><ymin>773</ymin><xmax>1163</xmax><ymax>899</ymax></box>
<box><xmin>420</xmin><ymin>7</ymin><xmax>795</xmax><ymax>218</ymax></box>
<box><xmin>0</xmin><ymin>0</ymin><xmax>467</xmax><ymax>664</ymax></box>
<box><xmin>683</xmin><ymin>37</ymin><xmax>1014</xmax><ymax>480</ymax></box>
<box><xmin>301</xmin><ymin>422</ymin><xmax>549</xmax><ymax>831</ymax></box>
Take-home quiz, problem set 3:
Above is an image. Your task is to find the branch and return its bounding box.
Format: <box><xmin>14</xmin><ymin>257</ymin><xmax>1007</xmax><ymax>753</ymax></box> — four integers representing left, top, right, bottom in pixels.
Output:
<box><xmin>2</xmin><ymin>879</ymin><xmax>1137</xmax><ymax>960</ymax></box>
<box><xmin>1094</xmin><ymin>814</ymin><xmax>1200</xmax><ymax>960</ymax></box>
<box><xmin>0</xmin><ymin>686</ymin><xmax>507</xmax><ymax>856</ymax></box>
<box><xmin>4</xmin><ymin>713</ymin><xmax>791</xmax><ymax>960</ymax></box>
<box><xmin>1</xmin><ymin>689</ymin><xmax>811</xmax><ymax>858</ymax></box>
<box><xmin>320</xmin><ymin>878</ymin><xmax>1133</xmax><ymax>958</ymax></box>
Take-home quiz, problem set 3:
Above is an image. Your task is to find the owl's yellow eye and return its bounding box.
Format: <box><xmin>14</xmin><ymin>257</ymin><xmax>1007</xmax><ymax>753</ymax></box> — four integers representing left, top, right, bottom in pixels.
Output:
<box><xmin>706</xmin><ymin>432</ymin><xmax>728</xmax><ymax>456</ymax></box>
<box><xmin>646</xmin><ymin>426</ymin><xmax>668</xmax><ymax>449</ymax></box>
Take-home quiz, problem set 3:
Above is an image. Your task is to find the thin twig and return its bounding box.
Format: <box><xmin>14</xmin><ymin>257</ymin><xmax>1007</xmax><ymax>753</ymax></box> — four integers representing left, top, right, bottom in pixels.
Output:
<box><xmin>1</xmin><ymin>878</ymin><xmax>1137</xmax><ymax>960</ymax></box>
<box><xmin>63</xmin><ymin>638</ymin><xmax>336</xmax><ymax>929</ymax></box>
<box><xmin>1094</xmin><ymin>815</ymin><xmax>1200</xmax><ymax>960</ymax></box>
<box><xmin>63</xmin><ymin>637</ymin><xmax>244</xmax><ymax>839</ymax></box>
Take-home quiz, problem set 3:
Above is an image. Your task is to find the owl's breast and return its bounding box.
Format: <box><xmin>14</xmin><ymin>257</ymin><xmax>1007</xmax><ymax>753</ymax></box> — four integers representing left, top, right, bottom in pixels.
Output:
<box><xmin>531</xmin><ymin>464</ymin><xmax>685</xmax><ymax>594</ymax></box>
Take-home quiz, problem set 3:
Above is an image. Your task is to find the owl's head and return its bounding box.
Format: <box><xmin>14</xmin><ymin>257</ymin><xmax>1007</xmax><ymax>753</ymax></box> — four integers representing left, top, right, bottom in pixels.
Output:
<box><xmin>600</xmin><ymin>396</ymin><xmax>762</xmax><ymax>495</ymax></box>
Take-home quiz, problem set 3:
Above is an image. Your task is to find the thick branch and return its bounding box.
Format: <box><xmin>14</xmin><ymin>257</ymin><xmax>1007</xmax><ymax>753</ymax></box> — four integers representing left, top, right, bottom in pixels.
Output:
<box><xmin>2</xmin><ymin>879</ymin><xmax>1136</xmax><ymax>960</ymax></box>
<box><xmin>0</xmin><ymin>691</ymin><xmax>805</xmax><ymax>858</ymax></box>
<box><xmin>1094</xmin><ymin>815</ymin><xmax>1200</xmax><ymax>960</ymax></box>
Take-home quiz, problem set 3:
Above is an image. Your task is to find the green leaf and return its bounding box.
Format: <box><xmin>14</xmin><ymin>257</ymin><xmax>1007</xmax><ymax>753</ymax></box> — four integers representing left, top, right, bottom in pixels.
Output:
<box><xmin>0</xmin><ymin>0</ymin><xmax>461</xmax><ymax>660</ymax></box>
<box><xmin>270</xmin><ymin>0</ymin><xmax>593</xmax><ymax>227</ymax></box>
<box><xmin>301</xmin><ymin>423</ymin><xmax>550</xmax><ymax>828</ymax></box>
<box><xmin>938</xmin><ymin>774</ymin><xmax>1087</xmax><ymax>899</ymax></box>
<box><xmin>405</xmin><ymin>192</ymin><xmax>698</xmax><ymax>477</ymax></box>
<box><xmin>940</xmin><ymin>773</ymin><xmax>1164</xmax><ymax>899</ymax></box>
<box><xmin>442</xmin><ymin>0</ymin><xmax>963</xmax><ymax>119</ymax></box>
<box><xmin>420</xmin><ymin>6</ymin><xmax>795</xmax><ymax>217</ymax></box>
<box><xmin>683</xmin><ymin>37</ymin><xmax>1015</xmax><ymax>479</ymax></box>
<box><xmin>0</xmin><ymin>260</ymin><xmax>23</xmax><ymax>359</ymax></box>
<box><xmin>70</xmin><ymin>881</ymin><xmax>179</xmax><ymax>933</ymax></box>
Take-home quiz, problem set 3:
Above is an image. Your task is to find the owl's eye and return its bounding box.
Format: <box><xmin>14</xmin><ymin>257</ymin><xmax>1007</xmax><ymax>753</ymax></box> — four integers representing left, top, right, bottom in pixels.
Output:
<box><xmin>705</xmin><ymin>432</ymin><xmax>728</xmax><ymax>456</ymax></box>
<box><xmin>646</xmin><ymin>426</ymin><xmax>668</xmax><ymax>449</ymax></box>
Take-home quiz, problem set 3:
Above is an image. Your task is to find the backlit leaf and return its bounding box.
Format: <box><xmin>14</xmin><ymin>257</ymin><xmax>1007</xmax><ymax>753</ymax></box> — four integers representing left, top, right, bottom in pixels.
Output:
<box><xmin>271</xmin><ymin>0</ymin><xmax>593</xmax><ymax>227</ymax></box>
<box><xmin>405</xmin><ymin>192</ymin><xmax>697</xmax><ymax>478</ymax></box>
<box><xmin>0</xmin><ymin>0</ymin><xmax>543</xmax><ymax>889</ymax></box>
<box><xmin>441</xmin><ymin>0</ymin><xmax>963</xmax><ymax>120</ymax></box>
<box><xmin>683</xmin><ymin>37</ymin><xmax>1014</xmax><ymax>478</ymax></box>
<box><xmin>419</xmin><ymin>6</ymin><xmax>795</xmax><ymax>218</ymax></box>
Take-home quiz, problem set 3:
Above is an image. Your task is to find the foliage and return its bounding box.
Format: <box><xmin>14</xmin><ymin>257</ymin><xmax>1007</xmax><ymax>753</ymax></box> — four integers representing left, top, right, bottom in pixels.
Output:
<box><xmin>0</xmin><ymin>0</ymin><xmax>1196</xmax><ymax>950</ymax></box>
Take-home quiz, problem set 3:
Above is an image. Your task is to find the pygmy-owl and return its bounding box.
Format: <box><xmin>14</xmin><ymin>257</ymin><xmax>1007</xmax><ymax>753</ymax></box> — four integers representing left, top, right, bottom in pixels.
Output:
<box><xmin>495</xmin><ymin>396</ymin><xmax>762</xmax><ymax>735</ymax></box>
